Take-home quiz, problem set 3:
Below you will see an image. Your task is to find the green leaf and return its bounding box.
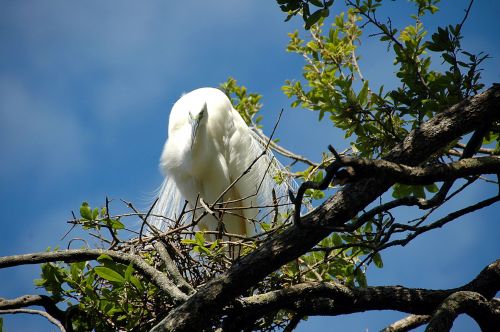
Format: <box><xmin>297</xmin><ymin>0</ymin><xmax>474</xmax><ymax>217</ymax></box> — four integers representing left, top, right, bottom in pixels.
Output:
<box><xmin>355</xmin><ymin>269</ymin><xmax>367</xmax><ymax>287</ymax></box>
<box><xmin>318</xmin><ymin>109</ymin><xmax>325</xmax><ymax>121</ymax></box>
<box><xmin>97</xmin><ymin>254</ymin><xmax>113</xmax><ymax>263</ymax></box>
<box><xmin>70</xmin><ymin>262</ymin><xmax>82</xmax><ymax>281</ymax></box>
<box><xmin>425</xmin><ymin>183</ymin><xmax>439</xmax><ymax>193</ymax></box>
<box><xmin>129</xmin><ymin>275</ymin><xmax>144</xmax><ymax>291</ymax></box>
<box><xmin>483</xmin><ymin>132</ymin><xmax>499</xmax><ymax>145</ymax></box>
<box><xmin>392</xmin><ymin>183</ymin><xmax>412</xmax><ymax>198</ymax></box>
<box><xmin>413</xmin><ymin>185</ymin><xmax>426</xmax><ymax>199</ymax></box>
<box><xmin>124</xmin><ymin>263</ymin><xmax>134</xmax><ymax>281</ymax></box>
<box><xmin>309</xmin><ymin>0</ymin><xmax>323</xmax><ymax>7</ymax></box>
<box><xmin>305</xmin><ymin>9</ymin><xmax>323</xmax><ymax>29</ymax></box>
<box><xmin>209</xmin><ymin>239</ymin><xmax>220</xmax><ymax>251</ymax></box>
<box><xmin>261</xmin><ymin>222</ymin><xmax>271</xmax><ymax>231</ymax></box>
<box><xmin>181</xmin><ymin>239</ymin><xmax>197</xmax><ymax>245</ymax></box>
<box><xmin>80</xmin><ymin>202</ymin><xmax>92</xmax><ymax>220</ymax></box>
<box><xmin>94</xmin><ymin>266</ymin><xmax>125</xmax><ymax>283</ymax></box>
<box><xmin>442</xmin><ymin>53</ymin><xmax>455</xmax><ymax>64</ymax></box>
<box><xmin>92</xmin><ymin>208</ymin><xmax>99</xmax><ymax>220</ymax></box>
<box><xmin>108</xmin><ymin>219</ymin><xmax>125</xmax><ymax>230</ymax></box>
<box><xmin>331</xmin><ymin>233</ymin><xmax>343</xmax><ymax>246</ymax></box>
<box><xmin>358</xmin><ymin>80</ymin><xmax>369</xmax><ymax>106</ymax></box>
<box><xmin>372</xmin><ymin>252</ymin><xmax>384</xmax><ymax>268</ymax></box>
<box><xmin>195</xmin><ymin>232</ymin><xmax>205</xmax><ymax>246</ymax></box>
<box><xmin>34</xmin><ymin>277</ymin><xmax>46</xmax><ymax>287</ymax></box>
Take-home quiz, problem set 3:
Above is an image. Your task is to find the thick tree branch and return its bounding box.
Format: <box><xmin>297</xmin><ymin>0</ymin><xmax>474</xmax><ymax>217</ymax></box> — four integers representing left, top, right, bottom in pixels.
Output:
<box><xmin>0</xmin><ymin>249</ymin><xmax>187</xmax><ymax>304</ymax></box>
<box><xmin>151</xmin><ymin>85</ymin><xmax>500</xmax><ymax>331</ymax></box>
<box><xmin>336</xmin><ymin>156</ymin><xmax>500</xmax><ymax>185</ymax></box>
<box><xmin>222</xmin><ymin>260</ymin><xmax>500</xmax><ymax>329</ymax></box>
<box><xmin>426</xmin><ymin>291</ymin><xmax>500</xmax><ymax>332</ymax></box>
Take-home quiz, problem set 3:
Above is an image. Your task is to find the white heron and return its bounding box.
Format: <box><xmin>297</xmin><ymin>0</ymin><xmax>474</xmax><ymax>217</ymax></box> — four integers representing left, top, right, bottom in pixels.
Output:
<box><xmin>149</xmin><ymin>87</ymin><xmax>293</xmax><ymax>238</ymax></box>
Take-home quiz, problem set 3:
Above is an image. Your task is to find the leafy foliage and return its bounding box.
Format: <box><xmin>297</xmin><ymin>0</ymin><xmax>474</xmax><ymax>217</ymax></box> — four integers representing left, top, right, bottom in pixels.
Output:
<box><xmin>281</xmin><ymin>0</ymin><xmax>489</xmax><ymax>199</ymax></box>
<box><xmin>79</xmin><ymin>201</ymin><xmax>124</xmax><ymax>232</ymax></box>
<box><xmin>220</xmin><ymin>77</ymin><xmax>264</xmax><ymax>126</ymax></box>
<box><xmin>35</xmin><ymin>254</ymin><xmax>164</xmax><ymax>331</ymax></box>
<box><xmin>276</xmin><ymin>0</ymin><xmax>334</xmax><ymax>29</ymax></box>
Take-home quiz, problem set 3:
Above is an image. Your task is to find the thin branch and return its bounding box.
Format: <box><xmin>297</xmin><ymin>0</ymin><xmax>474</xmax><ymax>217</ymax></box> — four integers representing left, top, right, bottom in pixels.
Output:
<box><xmin>456</xmin><ymin>142</ymin><xmax>498</xmax><ymax>155</ymax></box>
<box><xmin>0</xmin><ymin>294</ymin><xmax>65</xmax><ymax>324</ymax></box>
<box><xmin>292</xmin><ymin>145</ymin><xmax>342</xmax><ymax>226</ymax></box>
<box><xmin>0</xmin><ymin>308</ymin><xmax>66</xmax><ymax>332</ymax></box>
<box><xmin>253</xmin><ymin>126</ymin><xmax>320</xmax><ymax>167</ymax></box>
<box><xmin>121</xmin><ymin>199</ymin><xmax>159</xmax><ymax>240</ymax></box>
<box><xmin>139</xmin><ymin>197</ymin><xmax>160</xmax><ymax>242</ymax></box>
<box><xmin>455</xmin><ymin>0</ymin><xmax>475</xmax><ymax>40</ymax></box>
<box><xmin>380</xmin><ymin>195</ymin><xmax>500</xmax><ymax>249</ymax></box>
<box><xmin>346</xmin><ymin>0</ymin><xmax>432</xmax><ymax>95</ymax></box>
<box><xmin>104</xmin><ymin>196</ymin><xmax>121</xmax><ymax>247</ymax></box>
<box><xmin>336</xmin><ymin>196</ymin><xmax>423</xmax><ymax>232</ymax></box>
<box><xmin>380</xmin><ymin>314</ymin><xmax>430</xmax><ymax>332</ymax></box>
<box><xmin>0</xmin><ymin>249</ymin><xmax>188</xmax><ymax>304</ymax></box>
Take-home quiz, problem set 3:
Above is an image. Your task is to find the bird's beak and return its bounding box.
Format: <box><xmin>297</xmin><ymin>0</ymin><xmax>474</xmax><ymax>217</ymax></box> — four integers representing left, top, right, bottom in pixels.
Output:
<box><xmin>190</xmin><ymin>117</ymin><xmax>200</xmax><ymax>150</ymax></box>
<box><xmin>189</xmin><ymin>103</ymin><xmax>206</xmax><ymax>150</ymax></box>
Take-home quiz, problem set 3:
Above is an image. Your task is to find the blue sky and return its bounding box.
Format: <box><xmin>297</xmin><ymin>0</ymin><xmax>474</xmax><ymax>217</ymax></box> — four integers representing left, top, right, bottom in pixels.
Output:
<box><xmin>1</xmin><ymin>1</ymin><xmax>499</xmax><ymax>331</ymax></box>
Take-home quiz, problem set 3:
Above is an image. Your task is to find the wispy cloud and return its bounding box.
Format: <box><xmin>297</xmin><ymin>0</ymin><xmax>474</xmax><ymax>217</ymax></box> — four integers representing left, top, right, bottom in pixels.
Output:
<box><xmin>1</xmin><ymin>1</ymin><xmax>267</xmax><ymax>126</ymax></box>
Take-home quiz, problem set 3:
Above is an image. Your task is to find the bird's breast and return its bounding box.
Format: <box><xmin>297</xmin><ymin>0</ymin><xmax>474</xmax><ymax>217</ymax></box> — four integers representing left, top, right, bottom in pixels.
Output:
<box><xmin>160</xmin><ymin>127</ymin><xmax>226</xmax><ymax>179</ymax></box>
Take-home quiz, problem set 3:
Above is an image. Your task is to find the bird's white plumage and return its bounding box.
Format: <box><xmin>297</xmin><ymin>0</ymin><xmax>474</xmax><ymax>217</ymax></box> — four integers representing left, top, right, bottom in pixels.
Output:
<box><xmin>150</xmin><ymin>88</ymin><xmax>292</xmax><ymax>237</ymax></box>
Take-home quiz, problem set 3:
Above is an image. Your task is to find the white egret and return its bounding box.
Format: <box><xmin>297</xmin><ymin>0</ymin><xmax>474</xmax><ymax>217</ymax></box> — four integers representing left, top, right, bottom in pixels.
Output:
<box><xmin>149</xmin><ymin>87</ymin><xmax>292</xmax><ymax>237</ymax></box>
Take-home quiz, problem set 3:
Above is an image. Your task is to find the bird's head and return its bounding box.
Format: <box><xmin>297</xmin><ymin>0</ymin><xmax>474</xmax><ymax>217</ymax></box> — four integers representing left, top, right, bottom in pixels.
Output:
<box><xmin>163</xmin><ymin>88</ymin><xmax>231</xmax><ymax>172</ymax></box>
<box><xmin>167</xmin><ymin>93</ymin><xmax>210</xmax><ymax>152</ymax></box>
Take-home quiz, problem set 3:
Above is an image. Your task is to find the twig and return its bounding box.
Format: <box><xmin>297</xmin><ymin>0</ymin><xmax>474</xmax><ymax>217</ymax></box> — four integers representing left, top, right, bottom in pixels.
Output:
<box><xmin>121</xmin><ymin>199</ymin><xmax>158</xmax><ymax>242</ymax></box>
<box><xmin>380</xmin><ymin>195</ymin><xmax>500</xmax><ymax>249</ymax></box>
<box><xmin>292</xmin><ymin>145</ymin><xmax>343</xmax><ymax>226</ymax></box>
<box><xmin>139</xmin><ymin>197</ymin><xmax>160</xmax><ymax>242</ymax></box>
